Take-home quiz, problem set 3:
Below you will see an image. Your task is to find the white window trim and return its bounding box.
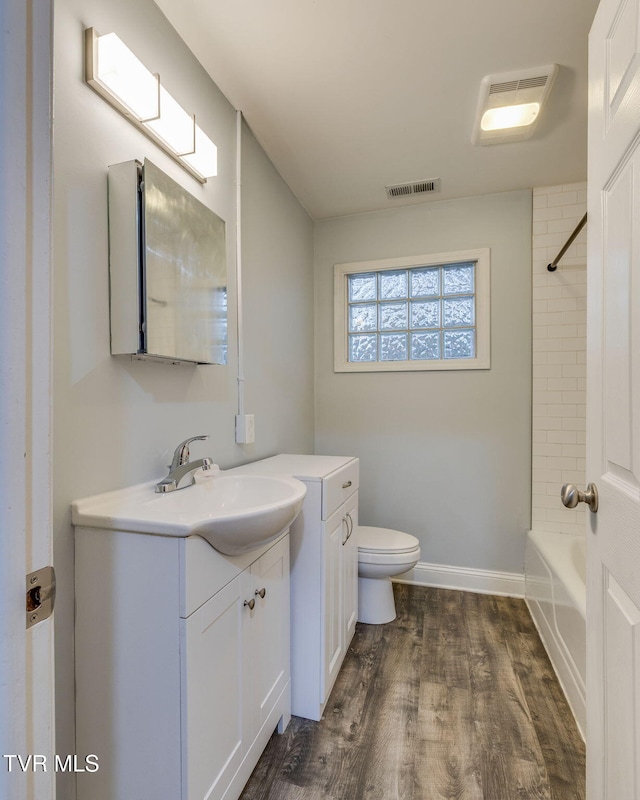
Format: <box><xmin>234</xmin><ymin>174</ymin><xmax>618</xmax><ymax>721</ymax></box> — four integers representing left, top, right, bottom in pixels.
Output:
<box><xmin>334</xmin><ymin>248</ymin><xmax>491</xmax><ymax>372</ymax></box>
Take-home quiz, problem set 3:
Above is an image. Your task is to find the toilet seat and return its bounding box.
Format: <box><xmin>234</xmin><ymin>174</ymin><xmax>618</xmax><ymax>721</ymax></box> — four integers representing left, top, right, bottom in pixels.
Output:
<box><xmin>356</xmin><ymin>526</ymin><xmax>421</xmax><ymax>625</ymax></box>
<box><xmin>357</xmin><ymin>526</ymin><xmax>420</xmax><ymax>556</ymax></box>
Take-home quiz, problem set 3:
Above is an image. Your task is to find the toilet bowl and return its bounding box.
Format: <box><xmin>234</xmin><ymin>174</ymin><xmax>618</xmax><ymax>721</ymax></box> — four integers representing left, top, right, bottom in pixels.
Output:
<box><xmin>357</xmin><ymin>526</ymin><xmax>421</xmax><ymax>624</ymax></box>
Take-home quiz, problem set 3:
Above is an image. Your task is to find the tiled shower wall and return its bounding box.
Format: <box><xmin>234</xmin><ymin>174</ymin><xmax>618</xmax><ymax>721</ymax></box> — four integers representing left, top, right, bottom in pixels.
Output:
<box><xmin>531</xmin><ymin>182</ymin><xmax>587</xmax><ymax>536</ymax></box>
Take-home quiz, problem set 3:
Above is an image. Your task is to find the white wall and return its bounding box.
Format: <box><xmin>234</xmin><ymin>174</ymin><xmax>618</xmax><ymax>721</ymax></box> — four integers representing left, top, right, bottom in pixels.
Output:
<box><xmin>314</xmin><ymin>191</ymin><xmax>532</xmax><ymax>575</ymax></box>
<box><xmin>53</xmin><ymin>0</ymin><xmax>313</xmax><ymax>794</ymax></box>
<box><xmin>532</xmin><ymin>182</ymin><xmax>587</xmax><ymax>535</ymax></box>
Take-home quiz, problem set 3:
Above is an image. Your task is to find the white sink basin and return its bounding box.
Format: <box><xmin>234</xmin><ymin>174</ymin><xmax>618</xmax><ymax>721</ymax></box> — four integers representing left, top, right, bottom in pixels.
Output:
<box><xmin>72</xmin><ymin>471</ymin><xmax>306</xmax><ymax>555</ymax></box>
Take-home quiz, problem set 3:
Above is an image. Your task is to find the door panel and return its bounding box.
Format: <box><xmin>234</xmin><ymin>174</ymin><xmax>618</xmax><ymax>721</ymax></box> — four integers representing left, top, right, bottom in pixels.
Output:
<box><xmin>588</xmin><ymin>1</ymin><xmax>640</xmax><ymax>796</ymax></box>
<box><xmin>603</xmin><ymin>572</ymin><xmax>640</xmax><ymax>798</ymax></box>
<box><xmin>182</xmin><ymin>577</ymin><xmax>244</xmax><ymax>800</ymax></box>
<box><xmin>322</xmin><ymin>507</ymin><xmax>344</xmax><ymax>700</ymax></box>
<box><xmin>250</xmin><ymin>538</ymin><xmax>289</xmax><ymax>735</ymax></box>
<box><xmin>342</xmin><ymin>494</ymin><xmax>359</xmax><ymax>643</ymax></box>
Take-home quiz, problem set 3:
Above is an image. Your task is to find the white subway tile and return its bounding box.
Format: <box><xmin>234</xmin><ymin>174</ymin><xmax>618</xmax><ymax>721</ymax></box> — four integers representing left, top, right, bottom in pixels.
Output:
<box><xmin>534</xmin><ymin>286</ymin><xmax>565</xmax><ymax>300</ymax></box>
<box><xmin>534</xmin><ymin>206</ymin><xmax>564</xmax><ymax>221</ymax></box>
<box><xmin>562</xmin><ymin>364</ymin><xmax>586</xmax><ymax>378</ymax></box>
<box><xmin>548</xmin><ymin>324</ymin><xmax>577</xmax><ymax>339</ymax></box>
<box><xmin>534</xmin><ymin>365</ymin><xmax>563</xmax><ymax>378</ymax></box>
<box><xmin>562</xmin><ymin>337</ymin><xmax>586</xmax><ymax>351</ymax></box>
<box><xmin>562</xmin><ymin>310</ymin><xmax>586</xmax><ymax>325</ymax></box>
<box><xmin>548</xmin><ymin>351</ymin><xmax>577</xmax><ymax>365</ymax></box>
<box><xmin>534</xmin><ymin>416</ymin><xmax>563</xmax><ymax>430</ymax></box>
<box><xmin>548</xmin><ymin>404</ymin><xmax>576</xmax><ymax>417</ymax></box>
<box><xmin>533</xmin><ymin>221</ymin><xmax>549</xmax><ymax>236</ymax></box>
<box><xmin>547</xmin><ymin>297</ymin><xmax>577</xmax><ymax>312</ymax></box>
<box><xmin>535</xmin><ymin>185</ymin><xmax>564</xmax><ymax>195</ymax></box>
<box><xmin>533</xmin><ymin>325</ymin><xmax>549</xmax><ymax>340</ymax></box>
<box><xmin>563</xmin><ymin>444</ymin><xmax>585</xmax><ymax>458</ymax></box>
<box><xmin>562</xmin><ymin>417</ymin><xmax>586</xmax><ymax>431</ymax></box>
<box><xmin>534</xmin><ymin>391</ymin><xmax>564</xmax><ymax>404</ymax></box>
<box><xmin>548</xmin><ymin>378</ymin><xmax>578</xmax><ymax>391</ymax></box>
<box><xmin>547</xmin><ymin>509</ymin><xmax>577</xmax><ymax>524</ymax></box>
<box><xmin>536</xmin><ymin>232</ymin><xmax>563</xmax><ymax>247</ymax></box>
<box><xmin>533</xmin><ymin>299</ymin><xmax>549</xmax><ymax>313</ymax></box>
<box><xmin>562</xmin><ymin>203</ymin><xmax>588</xmax><ymax>218</ymax></box>
<box><xmin>561</xmin><ymin>470</ymin><xmax>588</xmax><ymax>485</ymax></box>
<box><xmin>548</xmin><ymin>191</ymin><xmax>578</xmax><ymax>207</ymax></box>
<box><xmin>534</xmin><ymin>442</ymin><xmax>563</xmax><ymax>457</ymax></box>
<box><xmin>563</xmin><ymin>391</ymin><xmax>585</xmax><ymax>404</ymax></box>
<box><xmin>533</xmin><ymin>338</ymin><xmax>563</xmax><ymax>352</ymax></box>
<box><xmin>547</xmin><ymin>430</ymin><xmax>577</xmax><ymax>444</ymax></box>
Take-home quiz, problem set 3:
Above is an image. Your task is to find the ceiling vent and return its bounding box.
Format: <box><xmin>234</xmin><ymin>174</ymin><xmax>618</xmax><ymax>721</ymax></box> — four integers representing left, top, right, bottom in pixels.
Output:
<box><xmin>472</xmin><ymin>65</ymin><xmax>558</xmax><ymax>146</ymax></box>
<box><xmin>386</xmin><ymin>178</ymin><xmax>441</xmax><ymax>200</ymax></box>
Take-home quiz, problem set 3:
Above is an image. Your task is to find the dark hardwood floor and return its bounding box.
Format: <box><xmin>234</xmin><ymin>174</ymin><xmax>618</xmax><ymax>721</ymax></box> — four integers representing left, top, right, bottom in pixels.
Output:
<box><xmin>240</xmin><ymin>584</ymin><xmax>586</xmax><ymax>800</ymax></box>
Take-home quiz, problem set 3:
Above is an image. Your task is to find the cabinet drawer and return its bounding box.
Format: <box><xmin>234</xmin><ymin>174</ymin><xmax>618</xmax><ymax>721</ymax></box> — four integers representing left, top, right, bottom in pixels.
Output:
<box><xmin>322</xmin><ymin>459</ymin><xmax>359</xmax><ymax>520</ymax></box>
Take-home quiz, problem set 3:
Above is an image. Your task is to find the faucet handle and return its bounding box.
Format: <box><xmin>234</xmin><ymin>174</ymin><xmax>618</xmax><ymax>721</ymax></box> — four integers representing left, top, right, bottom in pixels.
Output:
<box><xmin>171</xmin><ymin>435</ymin><xmax>209</xmax><ymax>468</ymax></box>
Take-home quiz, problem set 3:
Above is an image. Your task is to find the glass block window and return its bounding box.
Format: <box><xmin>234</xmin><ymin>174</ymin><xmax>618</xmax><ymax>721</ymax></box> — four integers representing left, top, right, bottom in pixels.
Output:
<box><xmin>335</xmin><ymin>249</ymin><xmax>490</xmax><ymax>372</ymax></box>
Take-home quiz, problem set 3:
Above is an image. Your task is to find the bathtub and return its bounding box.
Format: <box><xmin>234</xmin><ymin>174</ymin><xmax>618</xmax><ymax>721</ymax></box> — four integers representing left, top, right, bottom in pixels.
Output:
<box><xmin>525</xmin><ymin>529</ymin><xmax>586</xmax><ymax>738</ymax></box>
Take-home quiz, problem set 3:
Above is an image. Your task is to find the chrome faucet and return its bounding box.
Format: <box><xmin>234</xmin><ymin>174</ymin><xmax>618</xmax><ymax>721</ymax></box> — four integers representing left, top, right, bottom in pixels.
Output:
<box><xmin>155</xmin><ymin>435</ymin><xmax>214</xmax><ymax>493</ymax></box>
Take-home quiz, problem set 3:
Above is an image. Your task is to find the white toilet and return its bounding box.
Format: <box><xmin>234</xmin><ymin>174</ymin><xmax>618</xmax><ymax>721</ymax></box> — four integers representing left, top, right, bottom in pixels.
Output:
<box><xmin>357</xmin><ymin>526</ymin><xmax>421</xmax><ymax>624</ymax></box>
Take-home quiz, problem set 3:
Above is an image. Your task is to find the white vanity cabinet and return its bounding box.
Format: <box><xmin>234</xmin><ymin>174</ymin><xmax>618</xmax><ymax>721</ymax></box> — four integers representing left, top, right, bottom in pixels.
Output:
<box><xmin>74</xmin><ymin>528</ymin><xmax>290</xmax><ymax>800</ymax></box>
<box><xmin>233</xmin><ymin>455</ymin><xmax>359</xmax><ymax>721</ymax></box>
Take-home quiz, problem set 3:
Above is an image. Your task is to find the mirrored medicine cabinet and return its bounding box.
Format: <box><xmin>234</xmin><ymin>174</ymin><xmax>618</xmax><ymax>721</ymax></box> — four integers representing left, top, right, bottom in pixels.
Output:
<box><xmin>108</xmin><ymin>158</ymin><xmax>227</xmax><ymax>365</ymax></box>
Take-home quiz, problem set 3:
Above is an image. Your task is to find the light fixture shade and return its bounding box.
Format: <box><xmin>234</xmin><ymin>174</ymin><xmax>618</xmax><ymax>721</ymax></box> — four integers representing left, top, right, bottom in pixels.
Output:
<box><xmin>84</xmin><ymin>27</ymin><xmax>218</xmax><ymax>183</ymax></box>
<box><xmin>144</xmin><ymin>87</ymin><xmax>196</xmax><ymax>156</ymax></box>
<box><xmin>481</xmin><ymin>102</ymin><xmax>540</xmax><ymax>132</ymax></box>
<box><xmin>181</xmin><ymin>125</ymin><xmax>218</xmax><ymax>179</ymax></box>
<box><xmin>472</xmin><ymin>65</ymin><xmax>558</xmax><ymax>145</ymax></box>
<box><xmin>92</xmin><ymin>31</ymin><xmax>159</xmax><ymax>121</ymax></box>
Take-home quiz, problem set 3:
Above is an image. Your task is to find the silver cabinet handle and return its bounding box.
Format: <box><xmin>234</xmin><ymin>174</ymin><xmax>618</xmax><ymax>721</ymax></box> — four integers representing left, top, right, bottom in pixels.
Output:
<box><xmin>342</xmin><ymin>481</ymin><xmax>352</xmax><ymax>489</ymax></box>
<box><xmin>255</xmin><ymin>587</ymin><xmax>266</xmax><ymax>599</ymax></box>
<box><xmin>345</xmin><ymin>512</ymin><xmax>354</xmax><ymax>541</ymax></box>
<box><xmin>244</xmin><ymin>598</ymin><xmax>255</xmax><ymax>610</ymax></box>
<box><xmin>561</xmin><ymin>482</ymin><xmax>598</xmax><ymax>513</ymax></box>
<box><xmin>342</xmin><ymin>516</ymin><xmax>349</xmax><ymax>546</ymax></box>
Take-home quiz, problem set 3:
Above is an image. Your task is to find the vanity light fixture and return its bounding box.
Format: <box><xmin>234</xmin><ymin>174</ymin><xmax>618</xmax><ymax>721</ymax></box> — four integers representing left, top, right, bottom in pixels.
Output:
<box><xmin>84</xmin><ymin>27</ymin><xmax>217</xmax><ymax>182</ymax></box>
<box><xmin>472</xmin><ymin>64</ymin><xmax>558</xmax><ymax>145</ymax></box>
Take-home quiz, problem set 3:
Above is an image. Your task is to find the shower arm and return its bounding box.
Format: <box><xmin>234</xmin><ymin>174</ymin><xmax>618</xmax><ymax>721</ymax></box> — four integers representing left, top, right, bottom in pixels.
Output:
<box><xmin>547</xmin><ymin>213</ymin><xmax>587</xmax><ymax>272</ymax></box>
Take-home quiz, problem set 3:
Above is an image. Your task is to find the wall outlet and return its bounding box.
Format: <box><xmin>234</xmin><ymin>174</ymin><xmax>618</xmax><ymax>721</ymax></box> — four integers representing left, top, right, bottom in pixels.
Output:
<box><xmin>235</xmin><ymin>414</ymin><xmax>255</xmax><ymax>444</ymax></box>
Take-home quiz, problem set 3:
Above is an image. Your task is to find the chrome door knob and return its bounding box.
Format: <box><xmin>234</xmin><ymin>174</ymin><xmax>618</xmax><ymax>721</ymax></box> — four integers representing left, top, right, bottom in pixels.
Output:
<box><xmin>561</xmin><ymin>482</ymin><xmax>598</xmax><ymax>513</ymax></box>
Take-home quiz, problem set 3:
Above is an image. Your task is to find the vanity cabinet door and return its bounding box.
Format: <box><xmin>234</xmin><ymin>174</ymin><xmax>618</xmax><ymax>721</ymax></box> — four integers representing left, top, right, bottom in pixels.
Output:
<box><xmin>181</xmin><ymin>576</ymin><xmax>245</xmax><ymax>800</ymax></box>
<box><xmin>342</xmin><ymin>491</ymin><xmax>359</xmax><ymax>644</ymax></box>
<box><xmin>245</xmin><ymin>536</ymin><xmax>290</xmax><ymax>739</ymax></box>
<box><xmin>322</xmin><ymin>505</ymin><xmax>347</xmax><ymax>699</ymax></box>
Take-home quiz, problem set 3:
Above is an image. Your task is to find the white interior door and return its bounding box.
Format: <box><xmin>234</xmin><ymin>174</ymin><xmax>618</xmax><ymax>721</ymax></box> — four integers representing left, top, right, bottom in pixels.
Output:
<box><xmin>0</xmin><ymin>1</ymin><xmax>55</xmax><ymax>798</ymax></box>
<box><xmin>587</xmin><ymin>1</ymin><xmax>640</xmax><ymax>796</ymax></box>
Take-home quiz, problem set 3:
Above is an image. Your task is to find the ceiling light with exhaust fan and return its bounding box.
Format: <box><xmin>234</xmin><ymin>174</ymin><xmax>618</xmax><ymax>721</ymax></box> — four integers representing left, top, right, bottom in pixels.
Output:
<box><xmin>472</xmin><ymin>64</ymin><xmax>558</xmax><ymax>145</ymax></box>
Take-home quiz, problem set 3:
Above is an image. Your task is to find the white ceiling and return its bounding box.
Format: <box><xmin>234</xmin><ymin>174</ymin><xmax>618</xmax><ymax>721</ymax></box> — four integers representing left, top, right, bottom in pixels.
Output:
<box><xmin>155</xmin><ymin>0</ymin><xmax>600</xmax><ymax>220</ymax></box>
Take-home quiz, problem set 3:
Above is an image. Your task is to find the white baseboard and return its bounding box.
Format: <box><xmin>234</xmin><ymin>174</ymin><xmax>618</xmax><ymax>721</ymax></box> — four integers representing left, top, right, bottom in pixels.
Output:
<box><xmin>393</xmin><ymin>560</ymin><xmax>525</xmax><ymax>598</ymax></box>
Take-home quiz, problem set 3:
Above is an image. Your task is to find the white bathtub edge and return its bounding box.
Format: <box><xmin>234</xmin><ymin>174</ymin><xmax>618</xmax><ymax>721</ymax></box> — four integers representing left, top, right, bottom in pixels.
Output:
<box><xmin>525</xmin><ymin>594</ymin><xmax>586</xmax><ymax>740</ymax></box>
<box><xmin>393</xmin><ymin>560</ymin><xmax>525</xmax><ymax>598</ymax></box>
<box><xmin>525</xmin><ymin>530</ymin><xmax>586</xmax><ymax>740</ymax></box>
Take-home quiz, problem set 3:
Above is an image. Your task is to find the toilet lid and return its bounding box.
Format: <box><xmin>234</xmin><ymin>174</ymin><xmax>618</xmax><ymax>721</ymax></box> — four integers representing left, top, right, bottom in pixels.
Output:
<box><xmin>357</xmin><ymin>525</ymin><xmax>420</xmax><ymax>554</ymax></box>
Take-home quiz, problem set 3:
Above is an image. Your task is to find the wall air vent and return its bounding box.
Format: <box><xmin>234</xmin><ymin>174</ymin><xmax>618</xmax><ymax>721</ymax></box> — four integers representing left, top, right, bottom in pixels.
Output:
<box><xmin>473</xmin><ymin>64</ymin><xmax>558</xmax><ymax>146</ymax></box>
<box><xmin>386</xmin><ymin>178</ymin><xmax>441</xmax><ymax>200</ymax></box>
